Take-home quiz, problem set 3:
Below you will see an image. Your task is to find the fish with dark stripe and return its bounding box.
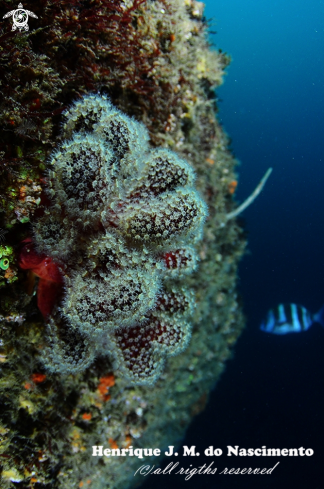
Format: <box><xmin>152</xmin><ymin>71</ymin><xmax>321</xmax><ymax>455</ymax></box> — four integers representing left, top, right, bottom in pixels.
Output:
<box><xmin>260</xmin><ymin>303</ymin><xmax>324</xmax><ymax>334</ymax></box>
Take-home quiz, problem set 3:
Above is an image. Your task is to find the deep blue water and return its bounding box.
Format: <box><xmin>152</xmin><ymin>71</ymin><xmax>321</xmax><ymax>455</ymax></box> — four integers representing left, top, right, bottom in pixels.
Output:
<box><xmin>142</xmin><ymin>1</ymin><xmax>324</xmax><ymax>488</ymax></box>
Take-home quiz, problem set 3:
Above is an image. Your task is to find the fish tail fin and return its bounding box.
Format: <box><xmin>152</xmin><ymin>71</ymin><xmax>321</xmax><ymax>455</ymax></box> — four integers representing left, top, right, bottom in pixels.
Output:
<box><xmin>313</xmin><ymin>305</ymin><xmax>324</xmax><ymax>328</ymax></box>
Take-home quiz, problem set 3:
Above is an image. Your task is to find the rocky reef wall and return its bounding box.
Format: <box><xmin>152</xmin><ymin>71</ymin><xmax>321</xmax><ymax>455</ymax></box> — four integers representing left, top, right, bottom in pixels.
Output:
<box><xmin>0</xmin><ymin>0</ymin><xmax>246</xmax><ymax>487</ymax></box>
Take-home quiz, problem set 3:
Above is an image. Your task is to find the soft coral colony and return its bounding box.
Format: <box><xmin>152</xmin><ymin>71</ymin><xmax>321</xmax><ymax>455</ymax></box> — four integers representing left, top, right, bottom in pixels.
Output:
<box><xmin>20</xmin><ymin>94</ymin><xmax>207</xmax><ymax>384</ymax></box>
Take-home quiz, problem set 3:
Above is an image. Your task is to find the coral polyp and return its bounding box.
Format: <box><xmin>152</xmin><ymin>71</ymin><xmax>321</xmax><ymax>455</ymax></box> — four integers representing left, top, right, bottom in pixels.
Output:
<box><xmin>30</xmin><ymin>94</ymin><xmax>207</xmax><ymax>384</ymax></box>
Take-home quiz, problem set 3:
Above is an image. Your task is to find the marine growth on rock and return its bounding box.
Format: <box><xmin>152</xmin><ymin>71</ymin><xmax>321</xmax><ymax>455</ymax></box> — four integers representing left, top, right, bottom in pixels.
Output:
<box><xmin>24</xmin><ymin>94</ymin><xmax>207</xmax><ymax>385</ymax></box>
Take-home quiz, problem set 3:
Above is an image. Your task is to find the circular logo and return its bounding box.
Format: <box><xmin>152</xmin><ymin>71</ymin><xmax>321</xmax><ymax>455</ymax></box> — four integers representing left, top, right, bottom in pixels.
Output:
<box><xmin>13</xmin><ymin>8</ymin><xmax>28</xmax><ymax>28</ymax></box>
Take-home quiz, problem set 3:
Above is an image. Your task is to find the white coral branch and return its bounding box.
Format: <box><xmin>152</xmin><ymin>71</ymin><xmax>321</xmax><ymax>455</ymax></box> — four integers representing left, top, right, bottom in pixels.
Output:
<box><xmin>226</xmin><ymin>167</ymin><xmax>273</xmax><ymax>220</ymax></box>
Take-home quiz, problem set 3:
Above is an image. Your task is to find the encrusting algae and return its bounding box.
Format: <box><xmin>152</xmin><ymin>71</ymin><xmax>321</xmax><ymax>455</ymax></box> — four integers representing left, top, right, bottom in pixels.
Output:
<box><xmin>0</xmin><ymin>0</ymin><xmax>246</xmax><ymax>487</ymax></box>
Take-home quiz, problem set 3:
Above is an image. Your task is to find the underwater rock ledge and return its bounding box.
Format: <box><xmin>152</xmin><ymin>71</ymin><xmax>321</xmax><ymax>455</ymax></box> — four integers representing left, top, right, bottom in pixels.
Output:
<box><xmin>0</xmin><ymin>0</ymin><xmax>246</xmax><ymax>487</ymax></box>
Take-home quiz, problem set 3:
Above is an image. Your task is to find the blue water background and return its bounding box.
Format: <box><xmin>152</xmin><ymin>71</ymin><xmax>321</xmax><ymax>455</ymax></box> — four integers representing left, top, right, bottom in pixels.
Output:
<box><xmin>142</xmin><ymin>1</ymin><xmax>324</xmax><ymax>488</ymax></box>
<box><xmin>211</xmin><ymin>0</ymin><xmax>324</xmax><ymax>320</ymax></box>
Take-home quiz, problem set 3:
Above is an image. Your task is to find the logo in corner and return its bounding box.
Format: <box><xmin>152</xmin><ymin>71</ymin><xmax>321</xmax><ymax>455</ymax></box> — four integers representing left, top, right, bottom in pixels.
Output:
<box><xmin>3</xmin><ymin>3</ymin><xmax>38</xmax><ymax>32</ymax></box>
